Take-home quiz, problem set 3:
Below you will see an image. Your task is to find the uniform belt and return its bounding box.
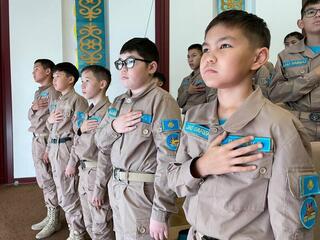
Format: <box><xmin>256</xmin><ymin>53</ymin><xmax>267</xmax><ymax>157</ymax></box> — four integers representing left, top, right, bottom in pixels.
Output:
<box><xmin>294</xmin><ymin>111</ymin><xmax>320</xmax><ymax>122</ymax></box>
<box><xmin>113</xmin><ymin>168</ymin><xmax>155</xmax><ymax>183</ymax></box>
<box><xmin>33</xmin><ymin>133</ymin><xmax>49</xmax><ymax>137</ymax></box>
<box><xmin>80</xmin><ymin>160</ymin><xmax>97</xmax><ymax>170</ymax></box>
<box><xmin>51</xmin><ymin>137</ymin><xmax>72</xmax><ymax>144</ymax></box>
<box><xmin>197</xmin><ymin>231</ymin><xmax>218</xmax><ymax>240</ymax></box>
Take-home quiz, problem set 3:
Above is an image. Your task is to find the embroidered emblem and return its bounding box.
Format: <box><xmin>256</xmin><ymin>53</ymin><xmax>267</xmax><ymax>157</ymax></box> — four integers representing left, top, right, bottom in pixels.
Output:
<box><xmin>141</xmin><ymin>114</ymin><xmax>153</xmax><ymax>124</ymax></box>
<box><xmin>300</xmin><ymin>197</ymin><xmax>318</xmax><ymax>229</ymax></box>
<box><xmin>283</xmin><ymin>57</ymin><xmax>308</xmax><ymax>68</ymax></box>
<box><xmin>166</xmin><ymin>132</ymin><xmax>180</xmax><ymax>151</ymax></box>
<box><xmin>161</xmin><ymin>119</ymin><xmax>180</xmax><ymax>132</ymax></box>
<box><xmin>221</xmin><ymin>135</ymin><xmax>272</xmax><ymax>153</ymax></box>
<box><xmin>76</xmin><ymin>111</ymin><xmax>86</xmax><ymax>128</ymax></box>
<box><xmin>184</xmin><ymin>122</ymin><xmax>209</xmax><ymax>140</ymax></box>
<box><xmin>108</xmin><ymin>108</ymin><xmax>118</xmax><ymax>118</ymax></box>
<box><xmin>39</xmin><ymin>90</ymin><xmax>49</xmax><ymax>98</ymax></box>
<box><xmin>300</xmin><ymin>175</ymin><xmax>320</xmax><ymax>198</ymax></box>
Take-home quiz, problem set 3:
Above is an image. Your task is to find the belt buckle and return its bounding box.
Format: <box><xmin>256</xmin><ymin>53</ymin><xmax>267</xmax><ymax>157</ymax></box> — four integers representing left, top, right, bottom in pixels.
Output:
<box><xmin>309</xmin><ymin>112</ymin><xmax>320</xmax><ymax>122</ymax></box>
<box><xmin>113</xmin><ymin>168</ymin><xmax>121</xmax><ymax>181</ymax></box>
<box><xmin>80</xmin><ymin>160</ymin><xmax>86</xmax><ymax>170</ymax></box>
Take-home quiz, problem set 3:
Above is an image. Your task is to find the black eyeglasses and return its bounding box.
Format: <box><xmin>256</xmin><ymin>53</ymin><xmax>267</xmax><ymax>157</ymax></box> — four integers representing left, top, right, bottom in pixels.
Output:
<box><xmin>114</xmin><ymin>57</ymin><xmax>151</xmax><ymax>70</ymax></box>
<box><xmin>304</xmin><ymin>8</ymin><xmax>320</xmax><ymax>18</ymax></box>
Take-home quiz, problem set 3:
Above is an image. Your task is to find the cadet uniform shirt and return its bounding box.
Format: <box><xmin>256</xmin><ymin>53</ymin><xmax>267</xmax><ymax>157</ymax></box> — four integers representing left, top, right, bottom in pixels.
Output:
<box><xmin>177</xmin><ymin>69</ymin><xmax>216</xmax><ymax>114</ymax></box>
<box><xmin>252</xmin><ymin>62</ymin><xmax>274</xmax><ymax>99</ymax></box>
<box><xmin>269</xmin><ymin>39</ymin><xmax>320</xmax><ymax>140</ymax></box>
<box><xmin>28</xmin><ymin>84</ymin><xmax>60</xmax><ymax>134</ymax></box>
<box><xmin>94</xmin><ymin>82</ymin><xmax>181</xmax><ymax>232</ymax></box>
<box><xmin>168</xmin><ymin>87</ymin><xmax>315</xmax><ymax>240</ymax></box>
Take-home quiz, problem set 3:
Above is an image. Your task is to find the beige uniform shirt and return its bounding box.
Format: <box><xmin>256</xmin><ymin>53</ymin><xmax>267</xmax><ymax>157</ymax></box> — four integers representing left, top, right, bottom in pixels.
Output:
<box><xmin>252</xmin><ymin>62</ymin><xmax>274</xmax><ymax>99</ymax></box>
<box><xmin>69</xmin><ymin>96</ymin><xmax>111</xmax><ymax>168</ymax></box>
<box><xmin>269</xmin><ymin>39</ymin><xmax>320</xmax><ymax>111</ymax></box>
<box><xmin>47</xmin><ymin>88</ymin><xmax>88</xmax><ymax>164</ymax></box>
<box><xmin>168</xmin><ymin>88</ymin><xmax>315</xmax><ymax>239</ymax></box>
<box><xmin>95</xmin><ymin>82</ymin><xmax>181</xmax><ymax>222</ymax></box>
<box><xmin>177</xmin><ymin>69</ymin><xmax>216</xmax><ymax>114</ymax></box>
<box><xmin>28</xmin><ymin>84</ymin><xmax>60</xmax><ymax>134</ymax></box>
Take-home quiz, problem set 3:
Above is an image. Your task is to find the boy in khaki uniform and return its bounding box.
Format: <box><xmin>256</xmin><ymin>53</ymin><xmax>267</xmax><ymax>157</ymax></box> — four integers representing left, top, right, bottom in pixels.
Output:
<box><xmin>93</xmin><ymin>38</ymin><xmax>181</xmax><ymax>240</ymax></box>
<box><xmin>68</xmin><ymin>65</ymin><xmax>115</xmax><ymax>239</ymax></box>
<box><xmin>168</xmin><ymin>10</ymin><xmax>317</xmax><ymax>239</ymax></box>
<box><xmin>29</xmin><ymin>59</ymin><xmax>61</xmax><ymax>239</ymax></box>
<box><xmin>269</xmin><ymin>0</ymin><xmax>320</xmax><ymax>141</ymax></box>
<box><xmin>47</xmin><ymin>62</ymin><xmax>88</xmax><ymax>240</ymax></box>
<box><xmin>177</xmin><ymin>44</ymin><xmax>216</xmax><ymax>114</ymax></box>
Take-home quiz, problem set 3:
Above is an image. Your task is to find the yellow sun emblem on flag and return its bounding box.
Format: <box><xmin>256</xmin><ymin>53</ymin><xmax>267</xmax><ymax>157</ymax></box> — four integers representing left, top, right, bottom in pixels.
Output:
<box><xmin>307</xmin><ymin>179</ymin><xmax>314</xmax><ymax>190</ymax></box>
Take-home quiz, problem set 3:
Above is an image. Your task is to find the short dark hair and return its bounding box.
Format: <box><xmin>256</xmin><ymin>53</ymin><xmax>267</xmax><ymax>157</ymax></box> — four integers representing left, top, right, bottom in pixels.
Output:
<box><xmin>81</xmin><ymin>65</ymin><xmax>111</xmax><ymax>89</ymax></box>
<box><xmin>284</xmin><ymin>31</ymin><xmax>304</xmax><ymax>43</ymax></box>
<box><xmin>53</xmin><ymin>62</ymin><xmax>79</xmax><ymax>85</ymax></box>
<box><xmin>205</xmin><ymin>10</ymin><xmax>270</xmax><ymax>49</ymax></box>
<box><xmin>301</xmin><ymin>0</ymin><xmax>320</xmax><ymax>18</ymax></box>
<box><xmin>120</xmin><ymin>38</ymin><xmax>159</xmax><ymax>63</ymax></box>
<box><xmin>153</xmin><ymin>71</ymin><xmax>166</xmax><ymax>85</ymax></box>
<box><xmin>34</xmin><ymin>59</ymin><xmax>55</xmax><ymax>72</ymax></box>
<box><xmin>188</xmin><ymin>44</ymin><xmax>203</xmax><ymax>52</ymax></box>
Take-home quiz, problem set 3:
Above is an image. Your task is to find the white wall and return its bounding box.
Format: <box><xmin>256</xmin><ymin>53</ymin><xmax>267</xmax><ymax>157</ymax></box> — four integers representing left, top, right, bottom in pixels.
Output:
<box><xmin>169</xmin><ymin>0</ymin><xmax>302</xmax><ymax>98</ymax></box>
<box><xmin>9</xmin><ymin>0</ymin><xmax>63</xmax><ymax>178</ymax></box>
<box><xmin>9</xmin><ymin>0</ymin><xmax>155</xmax><ymax>178</ymax></box>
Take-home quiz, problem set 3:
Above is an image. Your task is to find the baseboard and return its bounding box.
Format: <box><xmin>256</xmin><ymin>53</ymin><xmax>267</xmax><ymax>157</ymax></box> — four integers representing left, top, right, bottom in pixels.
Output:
<box><xmin>13</xmin><ymin>177</ymin><xmax>36</xmax><ymax>185</ymax></box>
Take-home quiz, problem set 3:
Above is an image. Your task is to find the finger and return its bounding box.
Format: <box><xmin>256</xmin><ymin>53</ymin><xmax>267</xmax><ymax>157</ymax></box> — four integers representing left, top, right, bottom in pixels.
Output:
<box><xmin>209</xmin><ymin>131</ymin><xmax>227</xmax><ymax>147</ymax></box>
<box><xmin>125</xmin><ymin>112</ymin><xmax>142</xmax><ymax>121</ymax></box>
<box><xmin>159</xmin><ymin>232</ymin><xmax>164</xmax><ymax>240</ymax></box>
<box><xmin>225</xmin><ymin>136</ymin><xmax>254</xmax><ymax>150</ymax></box>
<box><xmin>230</xmin><ymin>153</ymin><xmax>263</xmax><ymax>166</ymax></box>
<box><xmin>126</xmin><ymin>118</ymin><xmax>141</xmax><ymax>127</ymax></box>
<box><xmin>229</xmin><ymin>143</ymin><xmax>262</xmax><ymax>157</ymax></box>
<box><xmin>154</xmin><ymin>232</ymin><xmax>160</xmax><ymax>240</ymax></box>
<box><xmin>123</xmin><ymin>126</ymin><xmax>137</xmax><ymax>133</ymax></box>
<box><xmin>229</xmin><ymin>164</ymin><xmax>257</xmax><ymax>173</ymax></box>
<box><xmin>164</xmin><ymin>229</ymin><xmax>168</xmax><ymax>239</ymax></box>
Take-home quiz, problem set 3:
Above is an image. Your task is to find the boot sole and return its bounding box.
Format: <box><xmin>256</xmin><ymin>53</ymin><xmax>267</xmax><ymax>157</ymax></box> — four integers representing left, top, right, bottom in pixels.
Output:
<box><xmin>35</xmin><ymin>224</ymin><xmax>61</xmax><ymax>239</ymax></box>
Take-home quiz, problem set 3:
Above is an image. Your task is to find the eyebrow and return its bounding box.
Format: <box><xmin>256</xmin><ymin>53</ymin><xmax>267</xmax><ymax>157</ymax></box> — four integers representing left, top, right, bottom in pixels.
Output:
<box><xmin>203</xmin><ymin>35</ymin><xmax>237</xmax><ymax>47</ymax></box>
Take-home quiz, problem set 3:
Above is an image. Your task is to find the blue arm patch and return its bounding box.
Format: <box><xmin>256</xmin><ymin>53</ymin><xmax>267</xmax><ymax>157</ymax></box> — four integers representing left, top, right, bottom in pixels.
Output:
<box><xmin>76</xmin><ymin>111</ymin><xmax>86</xmax><ymax>128</ymax></box>
<box><xmin>184</xmin><ymin>122</ymin><xmax>209</xmax><ymax>140</ymax></box>
<box><xmin>300</xmin><ymin>175</ymin><xmax>320</xmax><ymax>198</ymax></box>
<box><xmin>141</xmin><ymin>114</ymin><xmax>153</xmax><ymax>124</ymax></box>
<box><xmin>221</xmin><ymin>135</ymin><xmax>272</xmax><ymax>153</ymax></box>
<box><xmin>39</xmin><ymin>90</ymin><xmax>49</xmax><ymax>97</ymax></box>
<box><xmin>166</xmin><ymin>132</ymin><xmax>180</xmax><ymax>151</ymax></box>
<box><xmin>161</xmin><ymin>119</ymin><xmax>181</xmax><ymax>132</ymax></box>
<box><xmin>108</xmin><ymin>108</ymin><xmax>118</xmax><ymax>118</ymax></box>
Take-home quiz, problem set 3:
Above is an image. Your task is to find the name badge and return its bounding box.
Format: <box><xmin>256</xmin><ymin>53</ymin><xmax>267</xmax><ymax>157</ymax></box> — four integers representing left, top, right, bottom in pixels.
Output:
<box><xmin>108</xmin><ymin>108</ymin><xmax>118</xmax><ymax>118</ymax></box>
<box><xmin>184</xmin><ymin>122</ymin><xmax>209</xmax><ymax>140</ymax></box>
<box><xmin>141</xmin><ymin>114</ymin><xmax>153</xmax><ymax>124</ymax></box>
<box><xmin>221</xmin><ymin>135</ymin><xmax>272</xmax><ymax>152</ymax></box>
<box><xmin>283</xmin><ymin>57</ymin><xmax>308</xmax><ymax>68</ymax></box>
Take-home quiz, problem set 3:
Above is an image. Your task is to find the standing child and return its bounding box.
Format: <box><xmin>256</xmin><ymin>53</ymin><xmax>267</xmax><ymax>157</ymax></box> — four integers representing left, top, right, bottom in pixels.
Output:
<box><xmin>284</xmin><ymin>31</ymin><xmax>304</xmax><ymax>48</ymax></box>
<box><xmin>168</xmin><ymin>10</ymin><xmax>317</xmax><ymax>239</ymax></box>
<box><xmin>94</xmin><ymin>38</ymin><xmax>181</xmax><ymax>240</ymax></box>
<box><xmin>29</xmin><ymin>59</ymin><xmax>61</xmax><ymax>239</ymax></box>
<box><xmin>269</xmin><ymin>0</ymin><xmax>320</xmax><ymax>141</ymax></box>
<box><xmin>47</xmin><ymin>62</ymin><xmax>88</xmax><ymax>240</ymax></box>
<box><xmin>68</xmin><ymin>65</ymin><xmax>115</xmax><ymax>239</ymax></box>
<box><xmin>177</xmin><ymin>44</ymin><xmax>216</xmax><ymax>114</ymax></box>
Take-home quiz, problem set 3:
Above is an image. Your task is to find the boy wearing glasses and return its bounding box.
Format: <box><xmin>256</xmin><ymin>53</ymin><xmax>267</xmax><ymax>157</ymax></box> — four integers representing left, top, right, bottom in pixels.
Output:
<box><xmin>269</xmin><ymin>0</ymin><xmax>320</xmax><ymax>141</ymax></box>
<box><xmin>93</xmin><ymin>38</ymin><xmax>181</xmax><ymax>240</ymax></box>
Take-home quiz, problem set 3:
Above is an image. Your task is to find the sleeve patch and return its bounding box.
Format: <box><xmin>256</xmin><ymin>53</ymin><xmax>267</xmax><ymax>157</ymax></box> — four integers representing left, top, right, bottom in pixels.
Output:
<box><xmin>184</xmin><ymin>122</ymin><xmax>209</xmax><ymax>140</ymax></box>
<box><xmin>161</xmin><ymin>119</ymin><xmax>181</xmax><ymax>132</ymax></box>
<box><xmin>166</xmin><ymin>132</ymin><xmax>180</xmax><ymax>151</ymax></box>
<box><xmin>141</xmin><ymin>114</ymin><xmax>153</xmax><ymax>124</ymax></box>
<box><xmin>300</xmin><ymin>197</ymin><xmax>318</xmax><ymax>229</ymax></box>
<box><xmin>76</xmin><ymin>111</ymin><xmax>86</xmax><ymax>128</ymax></box>
<box><xmin>300</xmin><ymin>175</ymin><xmax>320</xmax><ymax>198</ymax></box>
<box><xmin>39</xmin><ymin>90</ymin><xmax>49</xmax><ymax>98</ymax></box>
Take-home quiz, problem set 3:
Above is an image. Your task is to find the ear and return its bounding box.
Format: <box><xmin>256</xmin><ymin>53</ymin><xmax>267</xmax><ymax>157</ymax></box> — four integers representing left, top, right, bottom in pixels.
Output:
<box><xmin>68</xmin><ymin>76</ymin><xmax>75</xmax><ymax>85</ymax></box>
<box><xmin>100</xmin><ymin>79</ymin><xmax>108</xmax><ymax>90</ymax></box>
<box><xmin>297</xmin><ymin>19</ymin><xmax>305</xmax><ymax>30</ymax></box>
<box><xmin>251</xmin><ymin>47</ymin><xmax>269</xmax><ymax>71</ymax></box>
<box><xmin>148</xmin><ymin>61</ymin><xmax>158</xmax><ymax>75</ymax></box>
<box><xmin>45</xmin><ymin>68</ymin><xmax>51</xmax><ymax>76</ymax></box>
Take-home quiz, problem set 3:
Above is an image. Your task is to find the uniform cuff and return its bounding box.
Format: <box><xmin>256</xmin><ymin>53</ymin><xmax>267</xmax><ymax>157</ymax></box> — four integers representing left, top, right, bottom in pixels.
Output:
<box><xmin>109</xmin><ymin>120</ymin><xmax>122</xmax><ymax>139</ymax></box>
<box><xmin>181</xmin><ymin>159</ymin><xmax>203</xmax><ymax>190</ymax></box>
<box><xmin>151</xmin><ymin>208</ymin><xmax>167</xmax><ymax>223</ymax></box>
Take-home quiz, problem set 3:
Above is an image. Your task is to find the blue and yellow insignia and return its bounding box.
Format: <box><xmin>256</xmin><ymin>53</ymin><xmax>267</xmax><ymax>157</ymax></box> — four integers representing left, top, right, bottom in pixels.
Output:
<box><xmin>221</xmin><ymin>135</ymin><xmax>272</xmax><ymax>153</ymax></box>
<box><xmin>49</xmin><ymin>102</ymin><xmax>57</xmax><ymax>112</ymax></box>
<box><xmin>300</xmin><ymin>197</ymin><xmax>318</xmax><ymax>229</ymax></box>
<box><xmin>283</xmin><ymin>57</ymin><xmax>308</xmax><ymax>68</ymax></box>
<box><xmin>184</xmin><ymin>122</ymin><xmax>209</xmax><ymax>140</ymax></box>
<box><xmin>194</xmin><ymin>79</ymin><xmax>205</xmax><ymax>86</ymax></box>
<box><xmin>166</xmin><ymin>132</ymin><xmax>180</xmax><ymax>151</ymax></box>
<box><xmin>89</xmin><ymin>115</ymin><xmax>102</xmax><ymax>122</ymax></box>
<box><xmin>141</xmin><ymin>114</ymin><xmax>153</xmax><ymax>124</ymax></box>
<box><xmin>300</xmin><ymin>175</ymin><xmax>320</xmax><ymax>198</ymax></box>
<box><xmin>39</xmin><ymin>90</ymin><xmax>49</xmax><ymax>98</ymax></box>
<box><xmin>182</xmin><ymin>79</ymin><xmax>189</xmax><ymax>86</ymax></box>
<box><xmin>108</xmin><ymin>108</ymin><xmax>118</xmax><ymax>118</ymax></box>
<box><xmin>76</xmin><ymin>111</ymin><xmax>86</xmax><ymax>128</ymax></box>
<box><xmin>161</xmin><ymin>119</ymin><xmax>180</xmax><ymax>132</ymax></box>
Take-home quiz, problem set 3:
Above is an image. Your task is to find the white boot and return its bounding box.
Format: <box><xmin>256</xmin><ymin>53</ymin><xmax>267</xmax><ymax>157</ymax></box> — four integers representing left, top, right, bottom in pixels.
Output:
<box><xmin>31</xmin><ymin>207</ymin><xmax>49</xmax><ymax>230</ymax></box>
<box><xmin>35</xmin><ymin>206</ymin><xmax>61</xmax><ymax>239</ymax></box>
<box><xmin>67</xmin><ymin>229</ymin><xmax>86</xmax><ymax>240</ymax></box>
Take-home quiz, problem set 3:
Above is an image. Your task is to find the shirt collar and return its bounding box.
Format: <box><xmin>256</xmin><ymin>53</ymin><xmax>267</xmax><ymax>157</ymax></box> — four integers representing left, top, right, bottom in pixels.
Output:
<box><xmin>286</xmin><ymin>38</ymin><xmax>316</xmax><ymax>58</ymax></box>
<box><xmin>119</xmin><ymin>81</ymin><xmax>157</xmax><ymax>102</ymax></box>
<box><xmin>89</xmin><ymin>96</ymin><xmax>110</xmax><ymax>115</ymax></box>
<box><xmin>59</xmin><ymin>88</ymin><xmax>75</xmax><ymax>101</ymax></box>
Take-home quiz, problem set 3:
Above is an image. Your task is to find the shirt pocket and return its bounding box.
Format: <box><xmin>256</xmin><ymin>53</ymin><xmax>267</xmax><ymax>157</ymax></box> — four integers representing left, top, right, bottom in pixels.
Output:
<box><xmin>139</xmin><ymin>123</ymin><xmax>152</xmax><ymax>138</ymax></box>
<box><xmin>215</xmin><ymin>152</ymin><xmax>274</xmax><ymax>212</ymax></box>
<box><xmin>284</xmin><ymin>65</ymin><xmax>308</xmax><ymax>80</ymax></box>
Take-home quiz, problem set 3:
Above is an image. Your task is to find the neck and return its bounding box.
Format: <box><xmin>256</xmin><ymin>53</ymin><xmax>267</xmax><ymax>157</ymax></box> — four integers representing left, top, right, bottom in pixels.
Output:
<box><xmin>39</xmin><ymin>77</ymin><xmax>52</xmax><ymax>87</ymax></box>
<box><xmin>131</xmin><ymin>81</ymin><xmax>151</xmax><ymax>96</ymax></box>
<box><xmin>217</xmin><ymin>79</ymin><xmax>253</xmax><ymax>119</ymax></box>
<box><xmin>61</xmin><ymin>87</ymin><xmax>73</xmax><ymax>95</ymax></box>
<box><xmin>306</xmin><ymin>33</ymin><xmax>320</xmax><ymax>46</ymax></box>
<box><xmin>91</xmin><ymin>92</ymin><xmax>106</xmax><ymax>106</ymax></box>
